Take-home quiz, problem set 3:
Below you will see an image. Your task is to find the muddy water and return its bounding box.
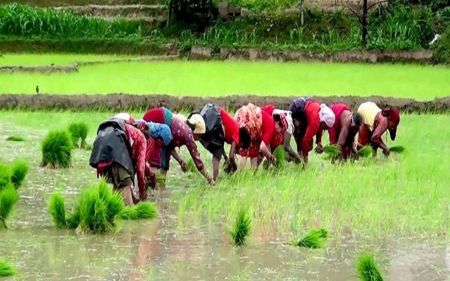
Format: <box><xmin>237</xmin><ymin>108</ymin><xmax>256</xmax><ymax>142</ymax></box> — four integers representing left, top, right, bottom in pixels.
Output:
<box><xmin>0</xmin><ymin>121</ymin><xmax>448</xmax><ymax>281</ymax></box>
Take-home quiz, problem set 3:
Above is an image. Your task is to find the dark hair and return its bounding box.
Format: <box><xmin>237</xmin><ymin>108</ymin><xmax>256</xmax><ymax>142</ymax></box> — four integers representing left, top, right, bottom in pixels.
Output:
<box><xmin>272</xmin><ymin>114</ymin><xmax>283</xmax><ymax>126</ymax></box>
<box><xmin>352</xmin><ymin>113</ymin><xmax>363</xmax><ymax>127</ymax></box>
<box><xmin>291</xmin><ymin>111</ymin><xmax>306</xmax><ymax>124</ymax></box>
<box><xmin>239</xmin><ymin>127</ymin><xmax>251</xmax><ymax>149</ymax></box>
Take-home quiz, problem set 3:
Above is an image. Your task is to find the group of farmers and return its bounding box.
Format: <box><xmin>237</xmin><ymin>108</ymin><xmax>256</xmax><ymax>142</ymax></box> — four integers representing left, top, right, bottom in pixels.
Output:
<box><xmin>89</xmin><ymin>98</ymin><xmax>401</xmax><ymax>205</ymax></box>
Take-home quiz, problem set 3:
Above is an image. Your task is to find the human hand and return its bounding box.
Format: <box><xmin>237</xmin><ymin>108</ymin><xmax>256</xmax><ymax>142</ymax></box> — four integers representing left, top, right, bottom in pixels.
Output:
<box><xmin>180</xmin><ymin>161</ymin><xmax>188</xmax><ymax>172</ymax></box>
<box><xmin>315</xmin><ymin>143</ymin><xmax>324</xmax><ymax>154</ymax></box>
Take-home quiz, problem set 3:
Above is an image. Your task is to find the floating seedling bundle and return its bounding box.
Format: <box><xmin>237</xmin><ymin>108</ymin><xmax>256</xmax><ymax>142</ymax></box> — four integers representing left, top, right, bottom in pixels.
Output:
<box><xmin>41</xmin><ymin>130</ymin><xmax>73</xmax><ymax>168</ymax></box>
<box><xmin>230</xmin><ymin>209</ymin><xmax>251</xmax><ymax>246</ymax></box>
<box><xmin>294</xmin><ymin>228</ymin><xmax>328</xmax><ymax>248</ymax></box>
<box><xmin>6</xmin><ymin>136</ymin><xmax>25</xmax><ymax>142</ymax></box>
<box><xmin>356</xmin><ymin>252</ymin><xmax>384</xmax><ymax>281</ymax></box>
<box><xmin>49</xmin><ymin>180</ymin><xmax>158</xmax><ymax>234</ymax></box>
<box><xmin>68</xmin><ymin>122</ymin><xmax>89</xmax><ymax>149</ymax></box>
<box><xmin>389</xmin><ymin>146</ymin><xmax>405</xmax><ymax>153</ymax></box>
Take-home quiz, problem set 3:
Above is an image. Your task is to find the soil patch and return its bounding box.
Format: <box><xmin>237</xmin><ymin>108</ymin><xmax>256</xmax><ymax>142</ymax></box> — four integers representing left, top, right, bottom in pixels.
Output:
<box><xmin>0</xmin><ymin>94</ymin><xmax>448</xmax><ymax>113</ymax></box>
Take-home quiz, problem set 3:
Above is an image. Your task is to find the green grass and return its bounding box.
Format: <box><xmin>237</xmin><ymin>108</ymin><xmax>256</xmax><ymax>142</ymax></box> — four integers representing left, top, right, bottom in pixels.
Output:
<box><xmin>0</xmin><ymin>260</ymin><xmax>15</xmax><ymax>277</ymax></box>
<box><xmin>1</xmin><ymin>60</ymin><xmax>449</xmax><ymax>99</ymax></box>
<box><xmin>0</xmin><ymin>53</ymin><xmax>128</xmax><ymax>66</ymax></box>
<box><xmin>176</xmin><ymin>114</ymin><xmax>450</xmax><ymax>238</ymax></box>
<box><xmin>356</xmin><ymin>253</ymin><xmax>384</xmax><ymax>281</ymax></box>
<box><xmin>230</xmin><ymin>209</ymin><xmax>251</xmax><ymax>246</ymax></box>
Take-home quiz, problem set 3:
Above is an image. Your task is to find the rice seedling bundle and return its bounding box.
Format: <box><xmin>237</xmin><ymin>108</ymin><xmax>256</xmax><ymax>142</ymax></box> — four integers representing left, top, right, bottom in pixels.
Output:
<box><xmin>10</xmin><ymin>159</ymin><xmax>29</xmax><ymax>188</ymax></box>
<box><xmin>358</xmin><ymin>146</ymin><xmax>372</xmax><ymax>158</ymax></box>
<box><xmin>273</xmin><ymin>146</ymin><xmax>286</xmax><ymax>169</ymax></box>
<box><xmin>0</xmin><ymin>260</ymin><xmax>15</xmax><ymax>277</ymax></box>
<box><xmin>68</xmin><ymin>122</ymin><xmax>89</xmax><ymax>149</ymax></box>
<box><xmin>119</xmin><ymin>202</ymin><xmax>158</xmax><ymax>220</ymax></box>
<box><xmin>187</xmin><ymin>159</ymin><xmax>197</xmax><ymax>173</ymax></box>
<box><xmin>294</xmin><ymin>228</ymin><xmax>328</xmax><ymax>248</ymax></box>
<box><xmin>356</xmin><ymin>252</ymin><xmax>384</xmax><ymax>281</ymax></box>
<box><xmin>0</xmin><ymin>164</ymin><xmax>11</xmax><ymax>190</ymax></box>
<box><xmin>389</xmin><ymin>146</ymin><xmax>405</xmax><ymax>153</ymax></box>
<box><xmin>0</xmin><ymin>185</ymin><xmax>18</xmax><ymax>229</ymax></box>
<box><xmin>41</xmin><ymin>130</ymin><xmax>72</xmax><ymax>168</ymax></box>
<box><xmin>230</xmin><ymin>209</ymin><xmax>251</xmax><ymax>246</ymax></box>
<box><xmin>6</xmin><ymin>136</ymin><xmax>25</xmax><ymax>142</ymax></box>
<box><xmin>48</xmin><ymin>180</ymin><xmax>158</xmax><ymax>234</ymax></box>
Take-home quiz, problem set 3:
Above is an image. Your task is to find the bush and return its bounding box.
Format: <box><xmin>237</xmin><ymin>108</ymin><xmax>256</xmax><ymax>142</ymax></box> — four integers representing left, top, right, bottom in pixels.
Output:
<box><xmin>49</xmin><ymin>180</ymin><xmax>158</xmax><ymax>234</ymax></box>
<box><xmin>10</xmin><ymin>159</ymin><xmax>29</xmax><ymax>189</ymax></box>
<box><xmin>68</xmin><ymin>122</ymin><xmax>89</xmax><ymax>149</ymax></box>
<box><xmin>433</xmin><ymin>26</ymin><xmax>450</xmax><ymax>64</ymax></box>
<box><xmin>41</xmin><ymin>130</ymin><xmax>72</xmax><ymax>168</ymax></box>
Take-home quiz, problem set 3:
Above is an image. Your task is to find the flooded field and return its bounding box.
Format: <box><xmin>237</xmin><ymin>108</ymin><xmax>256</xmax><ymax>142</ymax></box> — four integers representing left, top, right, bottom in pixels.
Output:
<box><xmin>0</xmin><ymin>111</ymin><xmax>448</xmax><ymax>280</ymax></box>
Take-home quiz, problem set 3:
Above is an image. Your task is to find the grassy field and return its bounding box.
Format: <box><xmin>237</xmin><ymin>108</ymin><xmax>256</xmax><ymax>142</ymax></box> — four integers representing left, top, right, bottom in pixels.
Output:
<box><xmin>0</xmin><ymin>56</ymin><xmax>449</xmax><ymax>99</ymax></box>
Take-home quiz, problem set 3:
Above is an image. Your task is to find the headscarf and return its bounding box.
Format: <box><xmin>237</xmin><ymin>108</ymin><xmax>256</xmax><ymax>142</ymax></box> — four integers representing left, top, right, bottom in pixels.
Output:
<box><xmin>387</xmin><ymin>107</ymin><xmax>400</xmax><ymax>140</ymax></box>
<box><xmin>148</xmin><ymin>122</ymin><xmax>172</xmax><ymax>146</ymax></box>
<box><xmin>319</xmin><ymin>104</ymin><xmax>335</xmax><ymax>128</ymax></box>
<box><xmin>133</xmin><ymin>120</ymin><xmax>172</xmax><ymax>146</ymax></box>
<box><xmin>113</xmin><ymin>113</ymin><xmax>135</xmax><ymax>124</ymax></box>
<box><xmin>187</xmin><ymin>113</ymin><xmax>206</xmax><ymax>134</ymax></box>
<box><xmin>235</xmin><ymin>103</ymin><xmax>262</xmax><ymax>138</ymax></box>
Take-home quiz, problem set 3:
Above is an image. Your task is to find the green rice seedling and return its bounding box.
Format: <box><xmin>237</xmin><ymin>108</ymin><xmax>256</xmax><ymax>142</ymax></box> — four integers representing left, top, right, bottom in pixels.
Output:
<box><xmin>75</xmin><ymin>181</ymin><xmax>124</xmax><ymax>234</ymax></box>
<box><xmin>0</xmin><ymin>164</ymin><xmax>11</xmax><ymax>190</ymax></box>
<box><xmin>389</xmin><ymin>146</ymin><xmax>405</xmax><ymax>153</ymax></box>
<box><xmin>273</xmin><ymin>146</ymin><xmax>286</xmax><ymax>169</ymax></box>
<box><xmin>48</xmin><ymin>193</ymin><xmax>67</xmax><ymax>228</ymax></box>
<box><xmin>323</xmin><ymin>145</ymin><xmax>340</xmax><ymax>157</ymax></box>
<box><xmin>0</xmin><ymin>185</ymin><xmax>18</xmax><ymax>229</ymax></box>
<box><xmin>68</xmin><ymin>122</ymin><xmax>89</xmax><ymax>149</ymax></box>
<box><xmin>230</xmin><ymin>209</ymin><xmax>251</xmax><ymax>246</ymax></box>
<box><xmin>356</xmin><ymin>252</ymin><xmax>384</xmax><ymax>281</ymax></box>
<box><xmin>41</xmin><ymin>130</ymin><xmax>72</xmax><ymax>168</ymax></box>
<box><xmin>358</xmin><ymin>146</ymin><xmax>373</xmax><ymax>158</ymax></box>
<box><xmin>6</xmin><ymin>136</ymin><xmax>25</xmax><ymax>142</ymax></box>
<box><xmin>119</xmin><ymin>202</ymin><xmax>158</xmax><ymax>220</ymax></box>
<box><xmin>294</xmin><ymin>228</ymin><xmax>328</xmax><ymax>248</ymax></box>
<box><xmin>10</xmin><ymin>159</ymin><xmax>28</xmax><ymax>189</ymax></box>
<box><xmin>0</xmin><ymin>260</ymin><xmax>15</xmax><ymax>277</ymax></box>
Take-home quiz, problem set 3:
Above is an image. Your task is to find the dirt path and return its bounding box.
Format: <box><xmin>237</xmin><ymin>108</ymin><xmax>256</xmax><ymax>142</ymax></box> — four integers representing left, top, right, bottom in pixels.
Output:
<box><xmin>0</xmin><ymin>94</ymin><xmax>448</xmax><ymax>112</ymax></box>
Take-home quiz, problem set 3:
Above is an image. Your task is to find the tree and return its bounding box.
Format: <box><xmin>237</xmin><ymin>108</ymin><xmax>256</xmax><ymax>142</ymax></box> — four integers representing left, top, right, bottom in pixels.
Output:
<box><xmin>347</xmin><ymin>0</ymin><xmax>387</xmax><ymax>47</ymax></box>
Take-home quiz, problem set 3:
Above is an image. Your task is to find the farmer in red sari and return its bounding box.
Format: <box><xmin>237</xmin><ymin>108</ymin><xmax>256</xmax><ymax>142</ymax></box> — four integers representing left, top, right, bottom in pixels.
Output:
<box><xmin>289</xmin><ymin>98</ymin><xmax>335</xmax><ymax>163</ymax></box>
<box><xmin>187</xmin><ymin>104</ymin><xmax>251</xmax><ymax>181</ymax></box>
<box><xmin>261</xmin><ymin>104</ymin><xmax>301</xmax><ymax>163</ymax></box>
<box><xmin>327</xmin><ymin>103</ymin><xmax>362</xmax><ymax>160</ymax></box>
<box><xmin>235</xmin><ymin>103</ymin><xmax>277</xmax><ymax>169</ymax></box>
<box><xmin>357</xmin><ymin>102</ymin><xmax>400</xmax><ymax>157</ymax></box>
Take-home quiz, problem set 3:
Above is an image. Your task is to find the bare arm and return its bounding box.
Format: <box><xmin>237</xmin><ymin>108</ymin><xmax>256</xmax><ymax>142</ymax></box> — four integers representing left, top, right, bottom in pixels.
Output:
<box><xmin>260</xmin><ymin>141</ymin><xmax>275</xmax><ymax>164</ymax></box>
<box><xmin>283</xmin><ymin>132</ymin><xmax>301</xmax><ymax>162</ymax></box>
<box><xmin>212</xmin><ymin>155</ymin><xmax>220</xmax><ymax>181</ymax></box>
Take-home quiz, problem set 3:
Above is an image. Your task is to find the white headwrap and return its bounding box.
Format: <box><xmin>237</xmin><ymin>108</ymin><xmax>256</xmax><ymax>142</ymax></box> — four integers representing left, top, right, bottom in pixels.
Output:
<box><xmin>319</xmin><ymin>104</ymin><xmax>335</xmax><ymax>128</ymax></box>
